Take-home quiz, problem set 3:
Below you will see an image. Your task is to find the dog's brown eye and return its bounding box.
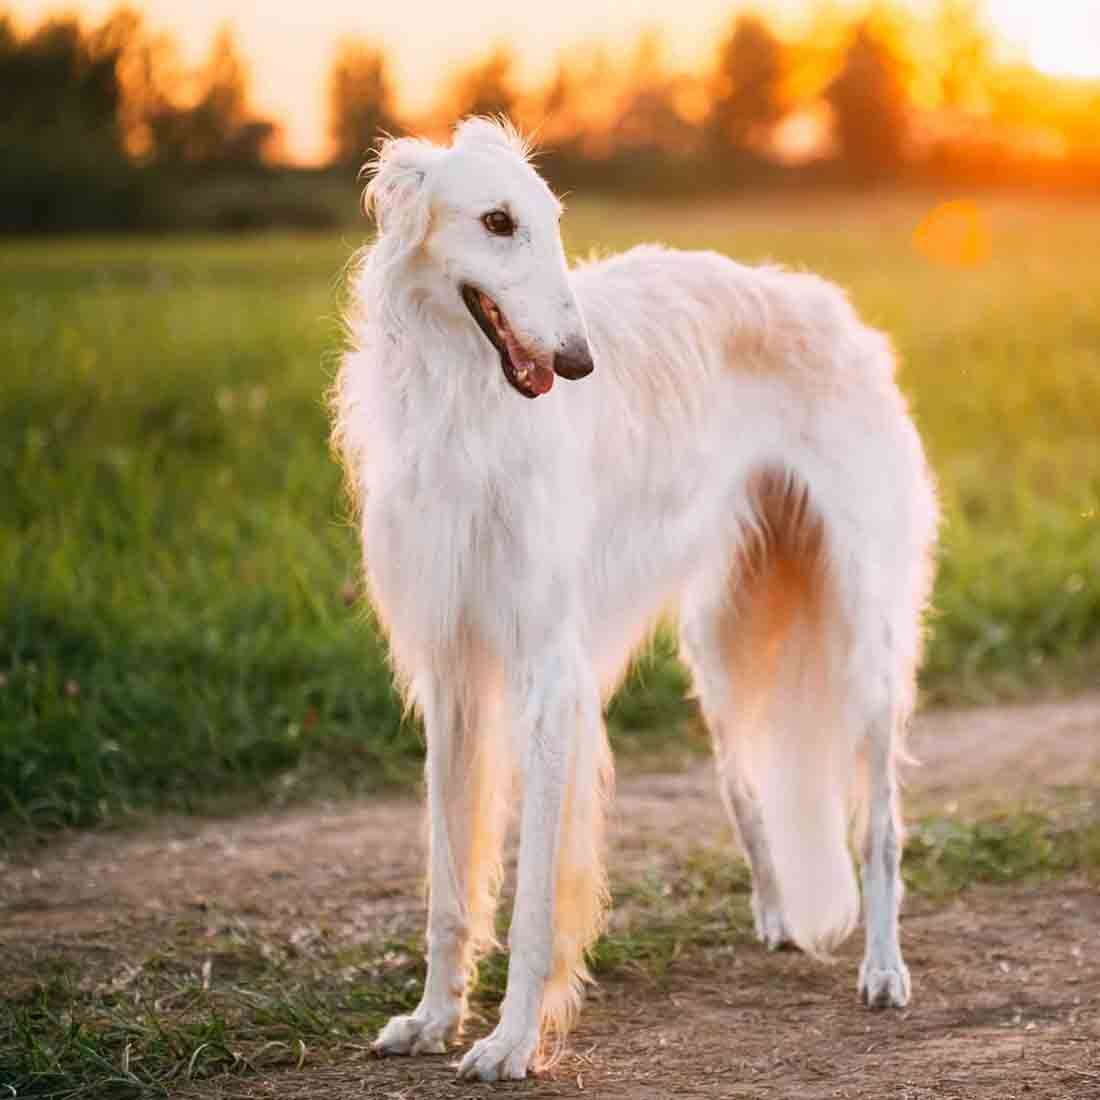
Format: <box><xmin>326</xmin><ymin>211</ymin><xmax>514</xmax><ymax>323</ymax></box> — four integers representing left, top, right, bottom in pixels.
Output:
<box><xmin>482</xmin><ymin>210</ymin><xmax>515</xmax><ymax>237</ymax></box>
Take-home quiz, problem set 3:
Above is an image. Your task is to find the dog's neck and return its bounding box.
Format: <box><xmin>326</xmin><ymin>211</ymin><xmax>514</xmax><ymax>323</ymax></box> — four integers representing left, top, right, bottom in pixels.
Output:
<box><xmin>357</xmin><ymin>243</ymin><xmax>516</xmax><ymax>417</ymax></box>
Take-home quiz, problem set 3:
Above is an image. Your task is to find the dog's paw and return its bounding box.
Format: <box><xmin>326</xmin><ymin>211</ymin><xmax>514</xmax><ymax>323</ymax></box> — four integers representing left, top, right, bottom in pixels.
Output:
<box><xmin>858</xmin><ymin>957</ymin><xmax>911</xmax><ymax>1010</ymax></box>
<box><xmin>456</xmin><ymin>1027</ymin><xmax>538</xmax><ymax>1082</ymax></box>
<box><xmin>751</xmin><ymin>892</ymin><xmax>793</xmax><ymax>951</ymax></box>
<box><xmin>373</xmin><ymin>1010</ymin><xmax>459</xmax><ymax>1056</ymax></box>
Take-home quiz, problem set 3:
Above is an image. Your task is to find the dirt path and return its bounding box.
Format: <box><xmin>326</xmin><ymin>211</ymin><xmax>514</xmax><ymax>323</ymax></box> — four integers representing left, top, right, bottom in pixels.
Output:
<box><xmin>180</xmin><ymin>880</ymin><xmax>1100</xmax><ymax>1100</ymax></box>
<box><xmin>3</xmin><ymin>695</ymin><xmax>1099</xmax><ymax>1098</ymax></box>
<box><xmin>6</xmin><ymin>695</ymin><xmax>1099</xmax><ymax>946</ymax></box>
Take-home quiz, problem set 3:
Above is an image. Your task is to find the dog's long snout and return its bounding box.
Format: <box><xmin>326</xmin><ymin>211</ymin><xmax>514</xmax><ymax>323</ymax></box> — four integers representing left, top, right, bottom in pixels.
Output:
<box><xmin>553</xmin><ymin>340</ymin><xmax>595</xmax><ymax>381</ymax></box>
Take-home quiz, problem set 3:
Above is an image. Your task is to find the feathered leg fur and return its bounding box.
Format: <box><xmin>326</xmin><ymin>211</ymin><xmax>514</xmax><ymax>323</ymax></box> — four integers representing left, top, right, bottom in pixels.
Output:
<box><xmin>374</xmin><ymin>659</ymin><xmax>511</xmax><ymax>1055</ymax></box>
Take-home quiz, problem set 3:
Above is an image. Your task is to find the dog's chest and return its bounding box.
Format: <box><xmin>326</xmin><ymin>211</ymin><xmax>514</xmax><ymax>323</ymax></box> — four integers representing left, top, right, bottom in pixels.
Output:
<box><xmin>360</xmin><ymin>424</ymin><xmax>584</xmax><ymax>649</ymax></box>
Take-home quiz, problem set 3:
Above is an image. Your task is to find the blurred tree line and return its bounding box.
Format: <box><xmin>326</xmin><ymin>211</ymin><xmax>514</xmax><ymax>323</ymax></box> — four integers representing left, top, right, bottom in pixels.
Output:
<box><xmin>0</xmin><ymin>8</ymin><xmax>278</xmax><ymax>230</ymax></box>
<box><xmin>3</xmin><ymin>1</ymin><xmax>1100</xmax><ymax>232</ymax></box>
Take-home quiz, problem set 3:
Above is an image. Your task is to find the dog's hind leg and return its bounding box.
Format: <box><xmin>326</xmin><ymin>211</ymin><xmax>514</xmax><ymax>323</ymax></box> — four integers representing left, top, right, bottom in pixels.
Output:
<box><xmin>679</xmin><ymin>569</ymin><xmax>791</xmax><ymax>951</ymax></box>
<box><xmin>374</xmin><ymin>664</ymin><xmax>510</xmax><ymax>1056</ymax></box>
<box><xmin>825</xmin><ymin>516</ymin><xmax>930</xmax><ymax>1009</ymax></box>
<box><xmin>856</xmin><ymin>700</ymin><xmax>909</xmax><ymax>1008</ymax></box>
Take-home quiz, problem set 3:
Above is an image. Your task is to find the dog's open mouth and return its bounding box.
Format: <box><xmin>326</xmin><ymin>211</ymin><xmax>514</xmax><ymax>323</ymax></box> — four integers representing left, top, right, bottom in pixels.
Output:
<box><xmin>461</xmin><ymin>284</ymin><xmax>556</xmax><ymax>399</ymax></box>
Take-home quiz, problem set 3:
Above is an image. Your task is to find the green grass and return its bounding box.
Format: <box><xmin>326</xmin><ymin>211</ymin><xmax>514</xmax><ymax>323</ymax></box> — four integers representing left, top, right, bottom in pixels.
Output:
<box><xmin>2</xmin><ymin>194</ymin><xmax>1099</xmax><ymax>830</ymax></box>
<box><xmin>3</xmin><ymin>803</ymin><xmax>1097</xmax><ymax>1098</ymax></box>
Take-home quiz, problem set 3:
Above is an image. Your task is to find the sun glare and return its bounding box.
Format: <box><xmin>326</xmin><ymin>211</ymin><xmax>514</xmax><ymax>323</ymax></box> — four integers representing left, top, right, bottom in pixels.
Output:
<box><xmin>990</xmin><ymin>1</ymin><xmax>1100</xmax><ymax>80</ymax></box>
<box><xmin>1030</xmin><ymin>29</ymin><xmax>1100</xmax><ymax>80</ymax></box>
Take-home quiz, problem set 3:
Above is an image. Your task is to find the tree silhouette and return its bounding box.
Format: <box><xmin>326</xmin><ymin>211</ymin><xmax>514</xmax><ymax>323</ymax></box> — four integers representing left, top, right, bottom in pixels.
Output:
<box><xmin>0</xmin><ymin>16</ymin><xmax>122</xmax><ymax>137</ymax></box>
<box><xmin>91</xmin><ymin>7</ymin><xmax>175</xmax><ymax>159</ymax></box>
<box><xmin>612</xmin><ymin>30</ymin><xmax>697</xmax><ymax>157</ymax></box>
<box><xmin>534</xmin><ymin>44</ymin><xmax>620</xmax><ymax>153</ymax></box>
<box><xmin>328</xmin><ymin>40</ymin><xmax>401</xmax><ymax>167</ymax></box>
<box><xmin>444</xmin><ymin>44</ymin><xmax>518</xmax><ymax>124</ymax></box>
<box><xmin>825</xmin><ymin>21</ymin><xmax>910</xmax><ymax>179</ymax></box>
<box><xmin>0</xmin><ymin>14</ymin><xmax>135</xmax><ymax>229</ymax></box>
<box><xmin>930</xmin><ymin>0</ymin><xmax>992</xmax><ymax>111</ymax></box>
<box><xmin>148</xmin><ymin>26</ymin><xmax>276</xmax><ymax>169</ymax></box>
<box><xmin>707</xmin><ymin>15</ymin><xmax>786</xmax><ymax>158</ymax></box>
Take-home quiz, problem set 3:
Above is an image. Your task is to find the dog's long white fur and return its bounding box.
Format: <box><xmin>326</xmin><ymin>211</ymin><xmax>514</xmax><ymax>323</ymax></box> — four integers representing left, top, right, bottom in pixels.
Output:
<box><xmin>333</xmin><ymin>118</ymin><xmax>938</xmax><ymax>1082</ymax></box>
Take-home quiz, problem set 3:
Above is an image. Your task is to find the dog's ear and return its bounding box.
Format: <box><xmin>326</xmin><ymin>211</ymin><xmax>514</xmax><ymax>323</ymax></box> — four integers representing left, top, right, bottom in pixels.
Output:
<box><xmin>363</xmin><ymin>137</ymin><xmax>440</xmax><ymax>246</ymax></box>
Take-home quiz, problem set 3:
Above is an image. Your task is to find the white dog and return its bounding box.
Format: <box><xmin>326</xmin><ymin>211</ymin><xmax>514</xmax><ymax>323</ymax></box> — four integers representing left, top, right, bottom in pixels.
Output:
<box><xmin>333</xmin><ymin>117</ymin><xmax>938</xmax><ymax>1082</ymax></box>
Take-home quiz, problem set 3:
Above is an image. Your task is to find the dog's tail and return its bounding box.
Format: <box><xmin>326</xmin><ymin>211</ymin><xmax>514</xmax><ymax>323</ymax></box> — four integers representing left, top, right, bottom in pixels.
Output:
<box><xmin>724</xmin><ymin>481</ymin><xmax>861</xmax><ymax>958</ymax></box>
<box><xmin>752</xmin><ymin>602</ymin><xmax>860</xmax><ymax>957</ymax></box>
<box><xmin>540</xmin><ymin>709</ymin><xmax>614</xmax><ymax>1054</ymax></box>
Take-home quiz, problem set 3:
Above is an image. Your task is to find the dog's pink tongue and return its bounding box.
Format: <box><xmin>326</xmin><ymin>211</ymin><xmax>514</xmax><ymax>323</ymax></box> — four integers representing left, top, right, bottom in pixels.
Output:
<box><xmin>505</xmin><ymin>331</ymin><xmax>555</xmax><ymax>395</ymax></box>
<box><xmin>528</xmin><ymin>361</ymin><xmax>555</xmax><ymax>394</ymax></box>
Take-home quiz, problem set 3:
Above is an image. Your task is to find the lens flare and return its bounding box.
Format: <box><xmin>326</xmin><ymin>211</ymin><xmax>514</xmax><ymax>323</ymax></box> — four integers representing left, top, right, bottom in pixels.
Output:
<box><xmin>912</xmin><ymin>200</ymin><xmax>992</xmax><ymax>270</ymax></box>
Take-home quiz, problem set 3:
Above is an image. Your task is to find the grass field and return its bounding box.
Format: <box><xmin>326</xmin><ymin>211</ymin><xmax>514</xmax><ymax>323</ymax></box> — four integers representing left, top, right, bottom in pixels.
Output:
<box><xmin>2</xmin><ymin>194</ymin><xmax>1099</xmax><ymax>831</ymax></box>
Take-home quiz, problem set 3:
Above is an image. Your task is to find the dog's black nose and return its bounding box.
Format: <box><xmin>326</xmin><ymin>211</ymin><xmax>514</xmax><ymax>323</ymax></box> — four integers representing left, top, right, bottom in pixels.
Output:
<box><xmin>553</xmin><ymin>344</ymin><xmax>595</xmax><ymax>381</ymax></box>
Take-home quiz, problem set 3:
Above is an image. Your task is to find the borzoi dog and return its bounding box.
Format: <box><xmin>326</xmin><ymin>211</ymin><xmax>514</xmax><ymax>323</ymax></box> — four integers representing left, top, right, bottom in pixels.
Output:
<box><xmin>333</xmin><ymin>117</ymin><xmax>938</xmax><ymax>1082</ymax></box>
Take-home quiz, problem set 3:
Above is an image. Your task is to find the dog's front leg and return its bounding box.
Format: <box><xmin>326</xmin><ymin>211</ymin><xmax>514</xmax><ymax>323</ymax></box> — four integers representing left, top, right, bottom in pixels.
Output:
<box><xmin>375</xmin><ymin>677</ymin><xmax>500</xmax><ymax>1057</ymax></box>
<box><xmin>457</xmin><ymin>642</ymin><xmax>590</xmax><ymax>1082</ymax></box>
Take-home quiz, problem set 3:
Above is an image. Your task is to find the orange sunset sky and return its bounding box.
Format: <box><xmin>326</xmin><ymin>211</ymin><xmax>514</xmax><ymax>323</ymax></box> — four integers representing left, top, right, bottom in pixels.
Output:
<box><xmin>9</xmin><ymin>0</ymin><xmax>1100</xmax><ymax>162</ymax></box>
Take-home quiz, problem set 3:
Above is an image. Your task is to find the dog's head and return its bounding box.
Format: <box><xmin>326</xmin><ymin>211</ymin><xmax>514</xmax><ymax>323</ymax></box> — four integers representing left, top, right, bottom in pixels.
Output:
<box><xmin>364</xmin><ymin>117</ymin><xmax>593</xmax><ymax>399</ymax></box>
